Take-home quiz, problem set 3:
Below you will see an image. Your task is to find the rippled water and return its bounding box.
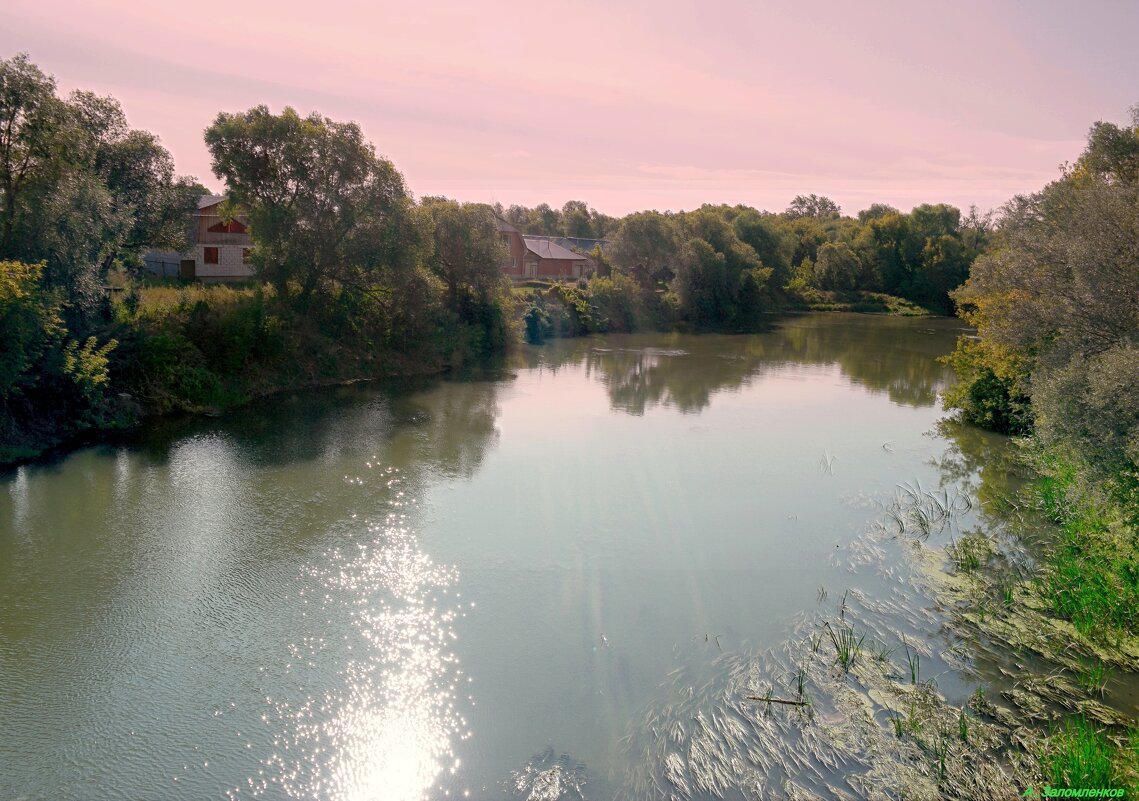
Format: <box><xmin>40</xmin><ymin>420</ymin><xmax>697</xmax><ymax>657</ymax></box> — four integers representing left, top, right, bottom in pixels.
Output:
<box><xmin>2</xmin><ymin>314</ymin><xmax>995</xmax><ymax>799</ymax></box>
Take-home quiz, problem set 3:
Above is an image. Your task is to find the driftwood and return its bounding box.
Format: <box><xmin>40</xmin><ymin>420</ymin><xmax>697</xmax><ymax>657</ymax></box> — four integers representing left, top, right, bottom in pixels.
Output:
<box><xmin>745</xmin><ymin>695</ymin><xmax>810</xmax><ymax>707</ymax></box>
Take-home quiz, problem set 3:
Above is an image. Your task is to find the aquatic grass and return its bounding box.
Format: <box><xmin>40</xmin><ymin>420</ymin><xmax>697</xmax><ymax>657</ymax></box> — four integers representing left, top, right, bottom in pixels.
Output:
<box><xmin>1040</xmin><ymin>716</ymin><xmax>1116</xmax><ymax>788</ymax></box>
<box><xmin>901</xmin><ymin>636</ymin><xmax>920</xmax><ymax>684</ymax></box>
<box><xmin>947</xmin><ymin>533</ymin><xmax>991</xmax><ymax>573</ymax></box>
<box><xmin>958</xmin><ymin>708</ymin><xmax>969</xmax><ymax>743</ymax></box>
<box><xmin>824</xmin><ymin>621</ymin><xmax>865</xmax><ymax>672</ymax></box>
<box><xmin>792</xmin><ymin>664</ymin><xmax>808</xmax><ymax>701</ymax></box>
<box><xmin>872</xmin><ymin>640</ymin><xmax>895</xmax><ymax>662</ymax></box>
<box><xmin>887</xmin><ymin>707</ymin><xmax>906</xmax><ymax>738</ymax></box>
<box><xmin>933</xmin><ymin>725</ymin><xmax>950</xmax><ymax>784</ymax></box>
<box><xmin>1076</xmin><ymin>658</ymin><xmax>1111</xmax><ymax>698</ymax></box>
<box><xmin>997</xmin><ymin>576</ymin><xmax>1015</xmax><ymax>606</ymax></box>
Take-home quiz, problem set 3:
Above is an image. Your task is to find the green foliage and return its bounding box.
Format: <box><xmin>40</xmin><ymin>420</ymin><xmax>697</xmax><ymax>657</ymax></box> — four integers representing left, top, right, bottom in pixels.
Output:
<box><xmin>1039</xmin><ymin>717</ymin><xmax>1127</xmax><ymax>789</ymax></box>
<box><xmin>498</xmin><ymin>200</ymin><xmax>616</xmax><ymax>239</ymax></box>
<box><xmin>586</xmin><ymin>273</ymin><xmax>640</xmax><ymax>332</ymax></box>
<box><xmin>610</xmin><ymin>210</ymin><xmax>677</xmax><ymax>289</ymax></box>
<box><xmin>422</xmin><ymin>197</ymin><xmax>509</xmax><ymax>314</ymax></box>
<box><xmin>1036</xmin><ymin>459</ymin><xmax>1139</xmax><ymax>639</ymax></box>
<box><xmin>812</xmin><ymin>241</ymin><xmax>862</xmax><ymax>291</ymax></box>
<box><xmin>0</xmin><ymin>54</ymin><xmax>199</xmax><ymax>326</ymax></box>
<box><xmin>60</xmin><ymin>336</ymin><xmax>117</xmax><ymax>411</ymax></box>
<box><xmin>0</xmin><ymin>260</ymin><xmax>121</xmax><ymax>458</ymax></box>
<box><xmin>941</xmin><ymin>337</ymin><xmax>1033</xmax><ymax>435</ymax></box>
<box><xmin>523</xmin><ymin>301</ymin><xmax>553</xmax><ymax>344</ymax></box>
<box><xmin>0</xmin><ymin>261</ymin><xmax>63</xmax><ymax>401</ymax></box>
<box><xmin>205</xmin><ymin>105</ymin><xmax>427</xmax><ymax>309</ymax></box>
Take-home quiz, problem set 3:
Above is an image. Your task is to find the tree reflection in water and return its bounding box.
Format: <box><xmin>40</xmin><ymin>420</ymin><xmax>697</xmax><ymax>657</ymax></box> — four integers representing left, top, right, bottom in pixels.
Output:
<box><xmin>516</xmin><ymin>314</ymin><xmax>967</xmax><ymax>416</ymax></box>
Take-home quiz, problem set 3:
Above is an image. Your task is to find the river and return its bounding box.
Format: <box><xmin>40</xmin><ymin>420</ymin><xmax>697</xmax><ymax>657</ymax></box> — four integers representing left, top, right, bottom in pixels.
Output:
<box><xmin>1</xmin><ymin>314</ymin><xmax>1079</xmax><ymax>799</ymax></box>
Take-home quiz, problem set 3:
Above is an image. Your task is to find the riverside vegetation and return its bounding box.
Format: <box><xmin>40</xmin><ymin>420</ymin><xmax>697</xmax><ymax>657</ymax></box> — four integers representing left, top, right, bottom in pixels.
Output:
<box><xmin>1</xmin><ymin>54</ymin><xmax>990</xmax><ymax>465</ymax></box>
<box><xmin>2</xmin><ymin>51</ymin><xmax>1139</xmax><ymax>792</ymax></box>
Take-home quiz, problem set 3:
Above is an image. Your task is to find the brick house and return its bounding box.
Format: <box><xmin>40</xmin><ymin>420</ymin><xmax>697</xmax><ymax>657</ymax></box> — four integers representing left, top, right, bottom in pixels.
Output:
<box><xmin>183</xmin><ymin>194</ymin><xmax>255</xmax><ymax>281</ymax></box>
<box><xmin>496</xmin><ymin>218</ymin><xmax>597</xmax><ymax>281</ymax></box>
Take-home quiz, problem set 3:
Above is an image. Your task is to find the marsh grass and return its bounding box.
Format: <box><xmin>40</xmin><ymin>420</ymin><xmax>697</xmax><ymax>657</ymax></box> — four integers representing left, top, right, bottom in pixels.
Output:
<box><xmin>1035</xmin><ymin>462</ymin><xmax>1139</xmax><ymax>641</ymax></box>
<box><xmin>1077</xmin><ymin>658</ymin><xmax>1111</xmax><ymax>698</ymax></box>
<box><xmin>884</xmin><ymin>479</ymin><xmax>973</xmax><ymax>541</ymax></box>
<box><xmin>901</xmin><ymin>636</ymin><xmax>921</xmax><ymax>684</ymax></box>
<box><xmin>792</xmin><ymin>664</ymin><xmax>808</xmax><ymax>701</ymax></box>
<box><xmin>131</xmin><ymin>281</ymin><xmax>265</xmax><ymax>319</ymax></box>
<box><xmin>1040</xmin><ymin>716</ymin><xmax>1116</xmax><ymax>788</ymax></box>
<box><xmin>947</xmin><ymin>532</ymin><xmax>992</xmax><ymax>573</ymax></box>
<box><xmin>824</xmin><ymin>621</ymin><xmax>865</xmax><ymax>672</ymax></box>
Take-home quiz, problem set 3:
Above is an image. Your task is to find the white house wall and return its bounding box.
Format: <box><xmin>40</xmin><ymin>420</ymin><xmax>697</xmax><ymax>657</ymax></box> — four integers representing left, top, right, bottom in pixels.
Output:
<box><xmin>196</xmin><ymin>244</ymin><xmax>254</xmax><ymax>279</ymax></box>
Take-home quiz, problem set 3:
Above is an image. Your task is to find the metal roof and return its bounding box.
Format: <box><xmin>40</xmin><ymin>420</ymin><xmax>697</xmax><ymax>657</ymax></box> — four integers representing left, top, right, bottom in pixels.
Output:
<box><xmin>198</xmin><ymin>194</ymin><xmax>226</xmax><ymax>210</ymax></box>
<box><xmin>523</xmin><ymin>237</ymin><xmax>586</xmax><ymax>261</ymax></box>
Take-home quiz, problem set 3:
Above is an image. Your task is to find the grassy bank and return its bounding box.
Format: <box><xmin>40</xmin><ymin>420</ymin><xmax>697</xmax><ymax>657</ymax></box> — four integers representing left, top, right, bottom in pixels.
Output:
<box><xmin>1</xmin><ymin>276</ymin><xmax>512</xmax><ymax>468</ymax></box>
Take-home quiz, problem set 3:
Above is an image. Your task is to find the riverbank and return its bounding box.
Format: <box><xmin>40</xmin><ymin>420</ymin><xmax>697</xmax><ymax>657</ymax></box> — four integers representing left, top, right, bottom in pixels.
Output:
<box><xmin>613</xmin><ymin>426</ymin><xmax>1139</xmax><ymax>797</ymax></box>
<box><xmin>0</xmin><ymin>279</ymin><xmax>511</xmax><ymax>470</ymax></box>
<box><xmin>1</xmin><ymin>279</ymin><xmax>941</xmax><ymax>471</ymax></box>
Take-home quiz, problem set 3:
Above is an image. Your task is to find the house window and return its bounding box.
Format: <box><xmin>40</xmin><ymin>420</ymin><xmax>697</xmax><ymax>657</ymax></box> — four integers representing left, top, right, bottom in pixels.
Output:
<box><xmin>204</xmin><ymin>247</ymin><xmax>219</xmax><ymax>264</ymax></box>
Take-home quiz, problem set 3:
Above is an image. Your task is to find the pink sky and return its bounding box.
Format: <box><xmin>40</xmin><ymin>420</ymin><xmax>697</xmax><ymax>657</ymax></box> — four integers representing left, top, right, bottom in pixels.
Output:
<box><xmin>4</xmin><ymin>0</ymin><xmax>1137</xmax><ymax>217</ymax></box>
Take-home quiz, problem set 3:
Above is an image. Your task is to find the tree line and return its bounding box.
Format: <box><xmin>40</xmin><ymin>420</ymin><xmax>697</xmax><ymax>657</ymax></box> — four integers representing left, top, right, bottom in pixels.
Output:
<box><xmin>0</xmin><ymin>54</ymin><xmax>514</xmax><ymax>462</ymax></box>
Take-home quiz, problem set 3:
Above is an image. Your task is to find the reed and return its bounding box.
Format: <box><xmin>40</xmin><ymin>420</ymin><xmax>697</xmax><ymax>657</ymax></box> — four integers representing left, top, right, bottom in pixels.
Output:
<box><xmin>901</xmin><ymin>636</ymin><xmax>920</xmax><ymax>684</ymax></box>
<box><xmin>824</xmin><ymin>621</ymin><xmax>865</xmax><ymax>672</ymax></box>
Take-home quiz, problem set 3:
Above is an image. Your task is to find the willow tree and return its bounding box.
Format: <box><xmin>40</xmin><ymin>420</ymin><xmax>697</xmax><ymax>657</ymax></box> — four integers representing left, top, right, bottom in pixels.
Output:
<box><xmin>0</xmin><ymin>54</ymin><xmax>199</xmax><ymax>324</ymax></box>
<box><xmin>205</xmin><ymin>105</ymin><xmax>427</xmax><ymax>309</ymax></box>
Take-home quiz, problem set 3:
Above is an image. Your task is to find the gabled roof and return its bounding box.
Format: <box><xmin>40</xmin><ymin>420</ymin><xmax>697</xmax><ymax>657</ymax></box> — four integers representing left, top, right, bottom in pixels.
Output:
<box><xmin>523</xmin><ymin>237</ymin><xmax>587</xmax><ymax>261</ymax></box>
<box><xmin>198</xmin><ymin>194</ymin><xmax>226</xmax><ymax>210</ymax></box>
<box><xmin>494</xmin><ymin>217</ymin><xmax>521</xmax><ymax>233</ymax></box>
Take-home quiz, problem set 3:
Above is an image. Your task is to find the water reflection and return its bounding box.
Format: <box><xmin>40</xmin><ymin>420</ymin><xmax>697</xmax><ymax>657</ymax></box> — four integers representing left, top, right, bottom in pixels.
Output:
<box><xmin>518</xmin><ymin>314</ymin><xmax>966</xmax><ymax>415</ymax></box>
<box><xmin>0</xmin><ymin>376</ymin><xmax>502</xmax><ymax>801</ymax></box>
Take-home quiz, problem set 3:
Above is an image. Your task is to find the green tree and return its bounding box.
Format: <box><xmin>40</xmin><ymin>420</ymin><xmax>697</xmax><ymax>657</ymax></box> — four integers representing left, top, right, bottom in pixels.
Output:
<box><xmin>422</xmin><ymin>197</ymin><xmax>508</xmax><ymax>313</ymax></box>
<box><xmin>610</xmin><ymin>211</ymin><xmax>677</xmax><ymax>288</ymax></box>
<box><xmin>785</xmin><ymin>194</ymin><xmax>841</xmax><ymax>220</ymax></box>
<box><xmin>0</xmin><ymin>54</ymin><xmax>197</xmax><ymax>324</ymax></box>
<box><xmin>561</xmin><ymin>199</ymin><xmax>593</xmax><ymax>238</ymax></box>
<box><xmin>732</xmin><ymin>208</ymin><xmax>792</xmax><ymax>285</ymax></box>
<box><xmin>949</xmin><ymin>105</ymin><xmax>1139</xmax><ymax>465</ymax></box>
<box><xmin>205</xmin><ymin>105</ymin><xmax>426</xmax><ymax>308</ymax></box>
<box><xmin>813</xmin><ymin>241</ymin><xmax>863</xmax><ymax>291</ymax></box>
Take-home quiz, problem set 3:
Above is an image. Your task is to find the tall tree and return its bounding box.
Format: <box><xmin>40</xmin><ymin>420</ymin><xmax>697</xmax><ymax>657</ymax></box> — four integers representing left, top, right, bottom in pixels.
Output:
<box><xmin>785</xmin><ymin>194</ymin><xmax>841</xmax><ymax>220</ymax></box>
<box><xmin>0</xmin><ymin>54</ymin><xmax>198</xmax><ymax>324</ymax></box>
<box><xmin>422</xmin><ymin>197</ymin><xmax>507</xmax><ymax>313</ymax></box>
<box><xmin>205</xmin><ymin>105</ymin><xmax>426</xmax><ymax>307</ymax></box>
<box><xmin>610</xmin><ymin>211</ymin><xmax>677</xmax><ymax>288</ymax></box>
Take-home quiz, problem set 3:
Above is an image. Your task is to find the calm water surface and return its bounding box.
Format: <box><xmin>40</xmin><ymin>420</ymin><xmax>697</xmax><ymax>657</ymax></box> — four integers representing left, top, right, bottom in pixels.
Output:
<box><xmin>3</xmin><ymin>314</ymin><xmax>991</xmax><ymax>799</ymax></box>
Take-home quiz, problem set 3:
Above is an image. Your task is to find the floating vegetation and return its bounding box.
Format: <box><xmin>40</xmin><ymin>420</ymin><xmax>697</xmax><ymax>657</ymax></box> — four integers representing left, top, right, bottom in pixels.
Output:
<box><xmin>605</xmin><ymin>474</ymin><xmax>1139</xmax><ymax>799</ymax></box>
